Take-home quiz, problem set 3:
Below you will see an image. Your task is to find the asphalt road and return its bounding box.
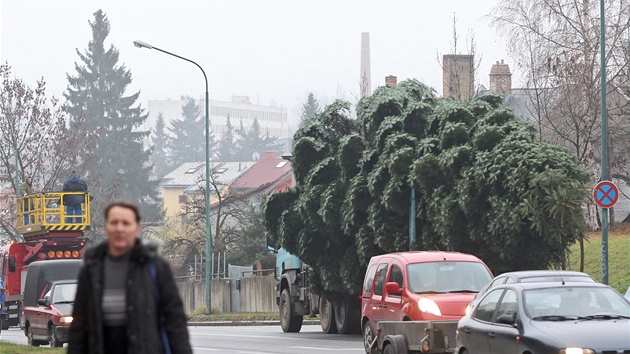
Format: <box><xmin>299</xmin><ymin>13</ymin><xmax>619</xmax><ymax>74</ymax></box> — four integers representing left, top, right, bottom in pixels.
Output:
<box><xmin>0</xmin><ymin>325</ymin><xmax>364</xmax><ymax>353</ymax></box>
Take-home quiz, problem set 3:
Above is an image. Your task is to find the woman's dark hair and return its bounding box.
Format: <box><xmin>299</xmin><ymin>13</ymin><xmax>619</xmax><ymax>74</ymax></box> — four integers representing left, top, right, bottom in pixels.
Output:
<box><xmin>104</xmin><ymin>201</ymin><xmax>141</xmax><ymax>223</ymax></box>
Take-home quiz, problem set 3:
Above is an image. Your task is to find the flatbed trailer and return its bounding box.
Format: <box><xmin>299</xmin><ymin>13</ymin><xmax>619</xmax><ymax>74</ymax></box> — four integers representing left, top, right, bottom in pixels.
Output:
<box><xmin>373</xmin><ymin>320</ymin><xmax>458</xmax><ymax>354</ymax></box>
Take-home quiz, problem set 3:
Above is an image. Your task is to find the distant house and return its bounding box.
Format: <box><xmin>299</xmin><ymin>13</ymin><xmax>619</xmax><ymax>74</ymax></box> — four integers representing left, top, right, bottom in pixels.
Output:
<box><xmin>227</xmin><ymin>152</ymin><xmax>293</xmax><ymax>209</ymax></box>
<box><xmin>160</xmin><ymin>161</ymin><xmax>252</xmax><ymax>221</ymax></box>
<box><xmin>485</xmin><ymin>60</ymin><xmax>630</xmax><ymax>224</ymax></box>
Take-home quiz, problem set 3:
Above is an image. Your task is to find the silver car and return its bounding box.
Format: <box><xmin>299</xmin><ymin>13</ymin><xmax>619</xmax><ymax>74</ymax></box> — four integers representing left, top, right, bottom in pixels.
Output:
<box><xmin>466</xmin><ymin>270</ymin><xmax>596</xmax><ymax>315</ymax></box>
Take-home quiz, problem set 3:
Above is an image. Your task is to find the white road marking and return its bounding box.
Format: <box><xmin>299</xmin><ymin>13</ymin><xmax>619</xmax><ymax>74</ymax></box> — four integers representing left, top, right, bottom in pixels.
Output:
<box><xmin>290</xmin><ymin>346</ymin><xmax>364</xmax><ymax>351</ymax></box>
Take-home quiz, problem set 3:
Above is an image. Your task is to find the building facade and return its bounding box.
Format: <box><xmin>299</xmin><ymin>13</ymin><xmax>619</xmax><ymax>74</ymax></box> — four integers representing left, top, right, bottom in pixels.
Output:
<box><xmin>145</xmin><ymin>95</ymin><xmax>289</xmax><ymax>143</ymax></box>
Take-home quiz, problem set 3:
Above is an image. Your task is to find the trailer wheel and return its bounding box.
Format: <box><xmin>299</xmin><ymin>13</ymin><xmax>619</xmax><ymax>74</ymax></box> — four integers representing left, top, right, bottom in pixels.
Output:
<box><xmin>383</xmin><ymin>335</ymin><xmax>407</xmax><ymax>354</ymax></box>
<box><xmin>319</xmin><ymin>297</ymin><xmax>337</xmax><ymax>334</ymax></box>
<box><xmin>279</xmin><ymin>289</ymin><xmax>303</xmax><ymax>332</ymax></box>
<box><xmin>334</xmin><ymin>296</ymin><xmax>361</xmax><ymax>334</ymax></box>
<box><xmin>363</xmin><ymin>321</ymin><xmax>378</xmax><ymax>354</ymax></box>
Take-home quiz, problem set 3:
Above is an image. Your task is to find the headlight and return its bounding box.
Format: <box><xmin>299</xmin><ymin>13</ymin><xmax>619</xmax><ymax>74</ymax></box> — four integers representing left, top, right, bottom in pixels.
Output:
<box><xmin>418</xmin><ymin>298</ymin><xmax>442</xmax><ymax>316</ymax></box>
<box><xmin>465</xmin><ymin>303</ymin><xmax>473</xmax><ymax>316</ymax></box>
<box><xmin>59</xmin><ymin>316</ymin><xmax>73</xmax><ymax>324</ymax></box>
<box><xmin>560</xmin><ymin>349</ymin><xmax>595</xmax><ymax>354</ymax></box>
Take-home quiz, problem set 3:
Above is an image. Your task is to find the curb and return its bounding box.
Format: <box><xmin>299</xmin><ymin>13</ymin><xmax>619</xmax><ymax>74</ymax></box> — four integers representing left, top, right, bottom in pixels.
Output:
<box><xmin>189</xmin><ymin>320</ymin><xmax>320</xmax><ymax>327</ymax></box>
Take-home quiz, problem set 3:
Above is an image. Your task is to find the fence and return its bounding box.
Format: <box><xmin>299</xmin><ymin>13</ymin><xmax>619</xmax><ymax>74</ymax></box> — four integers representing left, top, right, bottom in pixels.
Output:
<box><xmin>175</xmin><ymin>275</ymin><xmax>277</xmax><ymax>314</ymax></box>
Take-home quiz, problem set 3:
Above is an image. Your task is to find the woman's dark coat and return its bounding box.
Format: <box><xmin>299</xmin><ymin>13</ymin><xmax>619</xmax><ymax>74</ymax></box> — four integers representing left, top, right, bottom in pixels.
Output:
<box><xmin>67</xmin><ymin>239</ymin><xmax>192</xmax><ymax>354</ymax></box>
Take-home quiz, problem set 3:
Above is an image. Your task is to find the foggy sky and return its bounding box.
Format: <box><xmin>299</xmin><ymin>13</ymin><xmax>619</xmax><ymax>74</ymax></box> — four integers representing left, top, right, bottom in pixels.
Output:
<box><xmin>1</xmin><ymin>1</ymin><xmax>511</xmax><ymax>125</ymax></box>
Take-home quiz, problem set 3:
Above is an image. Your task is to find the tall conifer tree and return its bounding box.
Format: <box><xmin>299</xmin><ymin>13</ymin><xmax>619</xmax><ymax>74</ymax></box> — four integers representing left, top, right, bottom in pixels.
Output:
<box><xmin>216</xmin><ymin>114</ymin><xmax>237</xmax><ymax>161</ymax></box>
<box><xmin>64</xmin><ymin>9</ymin><xmax>161</xmax><ymax>222</ymax></box>
<box><xmin>167</xmin><ymin>97</ymin><xmax>205</xmax><ymax>165</ymax></box>
<box><xmin>151</xmin><ymin>112</ymin><xmax>170</xmax><ymax>177</ymax></box>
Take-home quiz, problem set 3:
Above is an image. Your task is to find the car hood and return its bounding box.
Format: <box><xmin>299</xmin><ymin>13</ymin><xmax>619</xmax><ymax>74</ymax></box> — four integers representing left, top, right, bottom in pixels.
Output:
<box><xmin>52</xmin><ymin>303</ymin><xmax>74</xmax><ymax>316</ymax></box>
<box><xmin>530</xmin><ymin>319</ymin><xmax>630</xmax><ymax>349</ymax></box>
<box><xmin>417</xmin><ymin>293</ymin><xmax>476</xmax><ymax>317</ymax></box>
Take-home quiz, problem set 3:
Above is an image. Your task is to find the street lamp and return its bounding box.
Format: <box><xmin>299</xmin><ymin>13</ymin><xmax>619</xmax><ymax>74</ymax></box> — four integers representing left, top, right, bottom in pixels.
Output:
<box><xmin>133</xmin><ymin>40</ymin><xmax>213</xmax><ymax>314</ymax></box>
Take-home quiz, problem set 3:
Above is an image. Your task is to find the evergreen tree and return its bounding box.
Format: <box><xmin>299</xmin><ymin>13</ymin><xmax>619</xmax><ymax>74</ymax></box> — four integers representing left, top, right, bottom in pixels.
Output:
<box><xmin>216</xmin><ymin>114</ymin><xmax>237</xmax><ymax>161</ymax></box>
<box><xmin>151</xmin><ymin>112</ymin><xmax>170</xmax><ymax>177</ymax></box>
<box><xmin>300</xmin><ymin>92</ymin><xmax>320</xmax><ymax>123</ymax></box>
<box><xmin>235</xmin><ymin>118</ymin><xmax>282</xmax><ymax>160</ymax></box>
<box><xmin>64</xmin><ymin>9</ymin><xmax>161</xmax><ymax>222</ymax></box>
<box><xmin>167</xmin><ymin>97</ymin><xmax>205</xmax><ymax>165</ymax></box>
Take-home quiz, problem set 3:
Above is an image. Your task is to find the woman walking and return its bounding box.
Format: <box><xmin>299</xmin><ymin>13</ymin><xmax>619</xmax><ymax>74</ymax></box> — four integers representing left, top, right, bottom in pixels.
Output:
<box><xmin>68</xmin><ymin>201</ymin><xmax>192</xmax><ymax>354</ymax></box>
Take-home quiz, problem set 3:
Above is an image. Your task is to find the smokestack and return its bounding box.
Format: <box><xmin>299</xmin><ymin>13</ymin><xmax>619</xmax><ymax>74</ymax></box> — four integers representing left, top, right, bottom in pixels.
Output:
<box><xmin>442</xmin><ymin>54</ymin><xmax>474</xmax><ymax>100</ymax></box>
<box><xmin>385</xmin><ymin>75</ymin><xmax>398</xmax><ymax>87</ymax></box>
<box><xmin>360</xmin><ymin>32</ymin><xmax>372</xmax><ymax>98</ymax></box>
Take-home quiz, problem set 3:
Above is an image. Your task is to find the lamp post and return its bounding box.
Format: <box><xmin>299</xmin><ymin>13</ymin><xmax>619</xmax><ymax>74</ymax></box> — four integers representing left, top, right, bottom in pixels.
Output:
<box><xmin>133</xmin><ymin>40</ymin><xmax>213</xmax><ymax>313</ymax></box>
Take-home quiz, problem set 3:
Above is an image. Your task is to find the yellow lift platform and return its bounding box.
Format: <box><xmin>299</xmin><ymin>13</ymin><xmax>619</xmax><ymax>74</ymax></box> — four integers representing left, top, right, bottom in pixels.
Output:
<box><xmin>16</xmin><ymin>192</ymin><xmax>91</xmax><ymax>240</ymax></box>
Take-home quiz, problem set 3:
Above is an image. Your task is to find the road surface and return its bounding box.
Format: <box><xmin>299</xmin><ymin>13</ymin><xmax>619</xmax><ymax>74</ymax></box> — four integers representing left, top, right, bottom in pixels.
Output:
<box><xmin>0</xmin><ymin>324</ymin><xmax>364</xmax><ymax>353</ymax></box>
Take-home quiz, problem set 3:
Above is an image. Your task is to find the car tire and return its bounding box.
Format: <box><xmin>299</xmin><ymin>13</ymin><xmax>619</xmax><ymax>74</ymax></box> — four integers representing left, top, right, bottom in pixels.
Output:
<box><xmin>27</xmin><ymin>325</ymin><xmax>42</xmax><ymax>346</ymax></box>
<box><xmin>279</xmin><ymin>289</ymin><xmax>303</xmax><ymax>333</ymax></box>
<box><xmin>49</xmin><ymin>325</ymin><xmax>63</xmax><ymax>348</ymax></box>
<box><xmin>334</xmin><ymin>296</ymin><xmax>361</xmax><ymax>334</ymax></box>
<box><xmin>363</xmin><ymin>321</ymin><xmax>378</xmax><ymax>354</ymax></box>
<box><xmin>319</xmin><ymin>297</ymin><xmax>337</xmax><ymax>334</ymax></box>
<box><xmin>1</xmin><ymin>319</ymin><xmax>7</xmax><ymax>330</ymax></box>
<box><xmin>18</xmin><ymin>302</ymin><xmax>24</xmax><ymax>330</ymax></box>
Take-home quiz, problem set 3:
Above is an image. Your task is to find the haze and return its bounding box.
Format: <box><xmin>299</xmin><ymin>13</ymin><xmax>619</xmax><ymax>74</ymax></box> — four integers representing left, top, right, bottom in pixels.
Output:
<box><xmin>1</xmin><ymin>1</ymin><xmax>509</xmax><ymax>125</ymax></box>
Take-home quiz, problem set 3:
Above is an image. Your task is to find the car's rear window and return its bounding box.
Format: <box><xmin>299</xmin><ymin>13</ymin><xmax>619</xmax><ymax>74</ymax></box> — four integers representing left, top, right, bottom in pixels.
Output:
<box><xmin>520</xmin><ymin>276</ymin><xmax>594</xmax><ymax>283</ymax></box>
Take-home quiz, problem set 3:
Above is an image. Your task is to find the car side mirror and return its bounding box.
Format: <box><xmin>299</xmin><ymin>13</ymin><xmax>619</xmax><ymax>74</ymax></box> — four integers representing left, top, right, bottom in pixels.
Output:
<box><xmin>385</xmin><ymin>282</ymin><xmax>402</xmax><ymax>295</ymax></box>
<box><xmin>37</xmin><ymin>298</ymin><xmax>49</xmax><ymax>306</ymax></box>
<box><xmin>497</xmin><ymin>313</ymin><xmax>516</xmax><ymax>326</ymax></box>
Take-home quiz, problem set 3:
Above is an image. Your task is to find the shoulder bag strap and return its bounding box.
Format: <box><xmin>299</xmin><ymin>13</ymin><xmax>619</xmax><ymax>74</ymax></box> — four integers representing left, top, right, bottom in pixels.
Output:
<box><xmin>149</xmin><ymin>258</ymin><xmax>172</xmax><ymax>354</ymax></box>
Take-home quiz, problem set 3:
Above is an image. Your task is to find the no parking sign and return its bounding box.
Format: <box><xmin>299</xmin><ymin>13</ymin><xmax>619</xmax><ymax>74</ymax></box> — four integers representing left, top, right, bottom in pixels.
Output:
<box><xmin>593</xmin><ymin>181</ymin><xmax>619</xmax><ymax>209</ymax></box>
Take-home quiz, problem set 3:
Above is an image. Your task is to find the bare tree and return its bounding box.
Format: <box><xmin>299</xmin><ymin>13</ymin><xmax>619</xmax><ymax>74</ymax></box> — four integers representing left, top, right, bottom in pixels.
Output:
<box><xmin>0</xmin><ymin>63</ymin><xmax>87</xmax><ymax>240</ymax></box>
<box><xmin>176</xmin><ymin>166</ymin><xmax>250</xmax><ymax>257</ymax></box>
<box><xmin>490</xmin><ymin>0</ymin><xmax>630</xmax><ymax>270</ymax></box>
<box><xmin>436</xmin><ymin>13</ymin><xmax>483</xmax><ymax>100</ymax></box>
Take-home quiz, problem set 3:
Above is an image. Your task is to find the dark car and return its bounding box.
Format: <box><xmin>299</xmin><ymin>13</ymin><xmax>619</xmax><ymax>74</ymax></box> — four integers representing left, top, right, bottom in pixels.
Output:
<box><xmin>466</xmin><ymin>270</ymin><xmax>596</xmax><ymax>315</ymax></box>
<box><xmin>457</xmin><ymin>281</ymin><xmax>630</xmax><ymax>353</ymax></box>
<box><xmin>23</xmin><ymin>280</ymin><xmax>77</xmax><ymax>347</ymax></box>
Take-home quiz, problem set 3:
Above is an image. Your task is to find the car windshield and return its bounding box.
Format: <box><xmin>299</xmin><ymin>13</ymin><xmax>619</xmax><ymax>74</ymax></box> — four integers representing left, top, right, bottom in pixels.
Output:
<box><xmin>51</xmin><ymin>283</ymin><xmax>78</xmax><ymax>304</ymax></box>
<box><xmin>524</xmin><ymin>286</ymin><xmax>630</xmax><ymax>320</ymax></box>
<box><xmin>407</xmin><ymin>261</ymin><xmax>492</xmax><ymax>293</ymax></box>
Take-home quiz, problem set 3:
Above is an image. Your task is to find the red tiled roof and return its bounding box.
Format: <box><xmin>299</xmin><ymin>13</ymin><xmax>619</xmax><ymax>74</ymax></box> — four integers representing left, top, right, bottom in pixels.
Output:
<box><xmin>230</xmin><ymin>153</ymin><xmax>292</xmax><ymax>194</ymax></box>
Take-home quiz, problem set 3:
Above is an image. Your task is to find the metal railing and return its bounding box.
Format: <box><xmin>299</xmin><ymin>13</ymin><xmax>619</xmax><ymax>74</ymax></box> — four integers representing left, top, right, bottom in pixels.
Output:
<box><xmin>16</xmin><ymin>192</ymin><xmax>91</xmax><ymax>236</ymax></box>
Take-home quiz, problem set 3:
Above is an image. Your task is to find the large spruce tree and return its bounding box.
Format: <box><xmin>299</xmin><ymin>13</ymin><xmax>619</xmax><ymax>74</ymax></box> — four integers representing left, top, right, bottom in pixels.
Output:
<box><xmin>151</xmin><ymin>112</ymin><xmax>171</xmax><ymax>177</ymax></box>
<box><xmin>235</xmin><ymin>117</ymin><xmax>281</xmax><ymax>160</ymax></box>
<box><xmin>64</xmin><ymin>9</ymin><xmax>161</xmax><ymax>223</ymax></box>
<box><xmin>167</xmin><ymin>97</ymin><xmax>205</xmax><ymax>165</ymax></box>
<box><xmin>216</xmin><ymin>115</ymin><xmax>238</xmax><ymax>161</ymax></box>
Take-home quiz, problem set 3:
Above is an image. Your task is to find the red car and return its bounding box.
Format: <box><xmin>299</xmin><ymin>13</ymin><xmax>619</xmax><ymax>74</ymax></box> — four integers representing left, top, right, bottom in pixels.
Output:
<box><xmin>23</xmin><ymin>280</ymin><xmax>76</xmax><ymax>347</ymax></box>
<box><xmin>361</xmin><ymin>251</ymin><xmax>493</xmax><ymax>354</ymax></box>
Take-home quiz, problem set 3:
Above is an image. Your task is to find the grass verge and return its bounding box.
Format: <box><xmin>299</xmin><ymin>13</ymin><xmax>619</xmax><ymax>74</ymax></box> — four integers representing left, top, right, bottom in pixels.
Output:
<box><xmin>0</xmin><ymin>342</ymin><xmax>65</xmax><ymax>353</ymax></box>
<box><xmin>567</xmin><ymin>225</ymin><xmax>630</xmax><ymax>294</ymax></box>
<box><xmin>188</xmin><ymin>310</ymin><xmax>280</xmax><ymax>322</ymax></box>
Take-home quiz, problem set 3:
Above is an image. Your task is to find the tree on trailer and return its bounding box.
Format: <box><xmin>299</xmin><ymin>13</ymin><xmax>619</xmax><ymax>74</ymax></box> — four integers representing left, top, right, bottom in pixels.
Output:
<box><xmin>263</xmin><ymin>80</ymin><xmax>589</xmax><ymax>336</ymax></box>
